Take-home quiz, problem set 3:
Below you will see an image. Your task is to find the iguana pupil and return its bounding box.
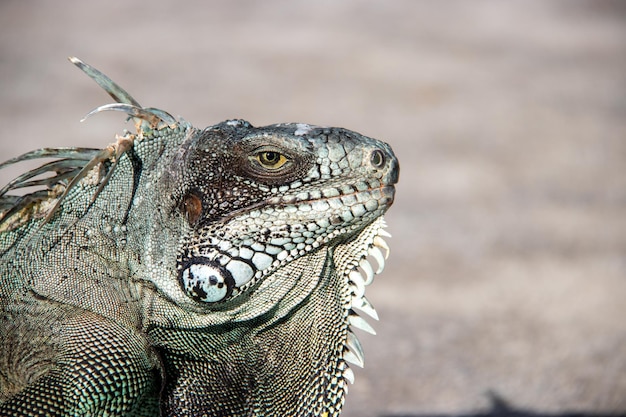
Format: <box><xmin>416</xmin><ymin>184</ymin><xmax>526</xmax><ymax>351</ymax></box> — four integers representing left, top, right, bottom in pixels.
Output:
<box><xmin>258</xmin><ymin>151</ymin><xmax>281</xmax><ymax>166</ymax></box>
<box><xmin>251</xmin><ymin>149</ymin><xmax>289</xmax><ymax>171</ymax></box>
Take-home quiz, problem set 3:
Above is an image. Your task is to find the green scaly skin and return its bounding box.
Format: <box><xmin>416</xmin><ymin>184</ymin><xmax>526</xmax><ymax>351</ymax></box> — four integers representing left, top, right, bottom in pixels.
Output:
<box><xmin>0</xmin><ymin>58</ymin><xmax>398</xmax><ymax>416</ymax></box>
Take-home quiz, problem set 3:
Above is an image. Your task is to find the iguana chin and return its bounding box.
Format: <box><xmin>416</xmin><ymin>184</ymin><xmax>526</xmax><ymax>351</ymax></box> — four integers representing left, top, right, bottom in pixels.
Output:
<box><xmin>0</xmin><ymin>57</ymin><xmax>399</xmax><ymax>416</ymax></box>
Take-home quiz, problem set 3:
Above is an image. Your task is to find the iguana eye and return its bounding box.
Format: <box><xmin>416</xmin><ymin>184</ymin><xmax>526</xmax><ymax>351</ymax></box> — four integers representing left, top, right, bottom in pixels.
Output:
<box><xmin>255</xmin><ymin>151</ymin><xmax>288</xmax><ymax>170</ymax></box>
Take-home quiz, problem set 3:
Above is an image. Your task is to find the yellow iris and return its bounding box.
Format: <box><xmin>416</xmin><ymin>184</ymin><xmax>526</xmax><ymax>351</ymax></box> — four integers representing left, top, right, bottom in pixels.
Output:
<box><xmin>256</xmin><ymin>151</ymin><xmax>288</xmax><ymax>169</ymax></box>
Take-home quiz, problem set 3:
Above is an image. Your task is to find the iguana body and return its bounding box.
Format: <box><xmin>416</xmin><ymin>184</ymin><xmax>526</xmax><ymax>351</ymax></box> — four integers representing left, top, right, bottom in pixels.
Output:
<box><xmin>0</xmin><ymin>58</ymin><xmax>398</xmax><ymax>416</ymax></box>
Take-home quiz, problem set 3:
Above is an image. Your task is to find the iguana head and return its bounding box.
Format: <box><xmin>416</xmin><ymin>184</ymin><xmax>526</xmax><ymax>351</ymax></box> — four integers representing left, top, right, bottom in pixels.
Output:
<box><xmin>162</xmin><ymin>120</ymin><xmax>397</xmax><ymax>305</ymax></box>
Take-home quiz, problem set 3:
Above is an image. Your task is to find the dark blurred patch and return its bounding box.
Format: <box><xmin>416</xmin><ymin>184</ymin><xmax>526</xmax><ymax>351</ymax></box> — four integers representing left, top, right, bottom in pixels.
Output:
<box><xmin>382</xmin><ymin>392</ymin><xmax>626</xmax><ymax>417</ymax></box>
<box><xmin>577</xmin><ymin>0</ymin><xmax>626</xmax><ymax>17</ymax></box>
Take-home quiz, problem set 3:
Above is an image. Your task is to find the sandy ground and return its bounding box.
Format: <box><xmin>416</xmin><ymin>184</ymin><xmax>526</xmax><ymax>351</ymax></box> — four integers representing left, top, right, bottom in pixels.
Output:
<box><xmin>1</xmin><ymin>1</ymin><xmax>625</xmax><ymax>416</ymax></box>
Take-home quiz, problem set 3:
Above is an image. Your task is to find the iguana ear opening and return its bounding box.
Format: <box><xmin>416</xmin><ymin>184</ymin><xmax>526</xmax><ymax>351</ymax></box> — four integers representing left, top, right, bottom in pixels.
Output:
<box><xmin>180</xmin><ymin>192</ymin><xmax>203</xmax><ymax>225</ymax></box>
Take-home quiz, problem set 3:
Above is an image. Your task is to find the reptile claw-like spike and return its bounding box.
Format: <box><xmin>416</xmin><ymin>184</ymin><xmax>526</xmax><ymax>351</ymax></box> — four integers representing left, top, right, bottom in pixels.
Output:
<box><xmin>369</xmin><ymin>246</ymin><xmax>386</xmax><ymax>274</ymax></box>
<box><xmin>71</xmin><ymin>57</ymin><xmax>178</xmax><ymax>131</ymax></box>
<box><xmin>41</xmin><ymin>146</ymin><xmax>116</xmax><ymax>224</ymax></box>
<box><xmin>89</xmin><ymin>135</ymin><xmax>135</xmax><ymax>203</ymax></box>
<box><xmin>0</xmin><ymin>147</ymin><xmax>102</xmax><ymax>223</ymax></box>
<box><xmin>0</xmin><ymin>159</ymin><xmax>87</xmax><ymax>197</ymax></box>
<box><xmin>42</xmin><ymin>131</ymin><xmax>136</xmax><ymax>225</ymax></box>
<box><xmin>81</xmin><ymin>103</ymin><xmax>173</xmax><ymax>128</ymax></box>
<box><xmin>351</xmin><ymin>295</ymin><xmax>379</xmax><ymax>321</ymax></box>
<box><xmin>69</xmin><ymin>56</ymin><xmax>141</xmax><ymax>107</ymax></box>
<box><xmin>0</xmin><ymin>147</ymin><xmax>99</xmax><ymax>171</ymax></box>
<box><xmin>5</xmin><ymin>170</ymin><xmax>77</xmax><ymax>193</ymax></box>
<box><xmin>343</xmin><ymin>348</ymin><xmax>364</xmax><ymax>368</ymax></box>
<box><xmin>0</xmin><ymin>191</ymin><xmax>49</xmax><ymax>223</ymax></box>
<box><xmin>346</xmin><ymin>332</ymin><xmax>365</xmax><ymax>367</ymax></box>
<box><xmin>143</xmin><ymin>107</ymin><xmax>178</xmax><ymax>127</ymax></box>
<box><xmin>348</xmin><ymin>270</ymin><xmax>366</xmax><ymax>298</ymax></box>
<box><xmin>348</xmin><ymin>312</ymin><xmax>376</xmax><ymax>335</ymax></box>
<box><xmin>359</xmin><ymin>259</ymin><xmax>375</xmax><ymax>285</ymax></box>
<box><xmin>373</xmin><ymin>236</ymin><xmax>390</xmax><ymax>258</ymax></box>
<box><xmin>343</xmin><ymin>367</ymin><xmax>355</xmax><ymax>385</ymax></box>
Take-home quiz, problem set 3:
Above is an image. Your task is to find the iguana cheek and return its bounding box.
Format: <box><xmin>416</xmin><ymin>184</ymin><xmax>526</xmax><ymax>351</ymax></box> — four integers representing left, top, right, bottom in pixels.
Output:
<box><xmin>179</xmin><ymin>259</ymin><xmax>234</xmax><ymax>303</ymax></box>
<box><xmin>224</xmin><ymin>259</ymin><xmax>254</xmax><ymax>286</ymax></box>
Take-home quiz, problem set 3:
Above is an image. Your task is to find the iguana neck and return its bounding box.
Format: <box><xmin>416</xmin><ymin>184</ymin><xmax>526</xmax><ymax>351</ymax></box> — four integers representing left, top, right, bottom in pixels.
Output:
<box><xmin>149</xmin><ymin>248</ymin><xmax>350</xmax><ymax>417</ymax></box>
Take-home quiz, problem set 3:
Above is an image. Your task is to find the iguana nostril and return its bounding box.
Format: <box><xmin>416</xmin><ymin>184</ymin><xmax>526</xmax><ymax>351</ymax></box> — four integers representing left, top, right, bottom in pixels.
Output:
<box><xmin>370</xmin><ymin>149</ymin><xmax>385</xmax><ymax>169</ymax></box>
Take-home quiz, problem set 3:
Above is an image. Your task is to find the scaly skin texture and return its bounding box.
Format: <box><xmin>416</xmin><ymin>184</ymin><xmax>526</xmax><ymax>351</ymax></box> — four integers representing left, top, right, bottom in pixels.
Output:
<box><xmin>0</xmin><ymin>58</ymin><xmax>398</xmax><ymax>416</ymax></box>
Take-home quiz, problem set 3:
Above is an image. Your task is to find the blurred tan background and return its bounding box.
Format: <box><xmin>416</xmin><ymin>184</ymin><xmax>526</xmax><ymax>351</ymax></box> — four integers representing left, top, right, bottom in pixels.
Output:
<box><xmin>1</xmin><ymin>1</ymin><xmax>625</xmax><ymax>416</ymax></box>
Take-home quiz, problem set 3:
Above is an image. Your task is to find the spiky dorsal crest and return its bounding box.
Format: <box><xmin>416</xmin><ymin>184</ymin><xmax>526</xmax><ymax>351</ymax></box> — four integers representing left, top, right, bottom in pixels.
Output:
<box><xmin>0</xmin><ymin>57</ymin><xmax>179</xmax><ymax>227</ymax></box>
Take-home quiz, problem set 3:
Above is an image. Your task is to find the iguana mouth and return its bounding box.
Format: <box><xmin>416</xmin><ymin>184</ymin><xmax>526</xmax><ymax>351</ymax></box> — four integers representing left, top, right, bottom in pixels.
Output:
<box><xmin>211</xmin><ymin>183</ymin><xmax>393</xmax><ymax>227</ymax></box>
<box><xmin>294</xmin><ymin>184</ymin><xmax>395</xmax><ymax>216</ymax></box>
<box><xmin>267</xmin><ymin>182</ymin><xmax>394</xmax><ymax>205</ymax></box>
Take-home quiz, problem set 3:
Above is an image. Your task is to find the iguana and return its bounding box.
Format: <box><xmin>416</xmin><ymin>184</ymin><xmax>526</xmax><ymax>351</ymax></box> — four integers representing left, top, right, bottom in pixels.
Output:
<box><xmin>0</xmin><ymin>57</ymin><xmax>399</xmax><ymax>416</ymax></box>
